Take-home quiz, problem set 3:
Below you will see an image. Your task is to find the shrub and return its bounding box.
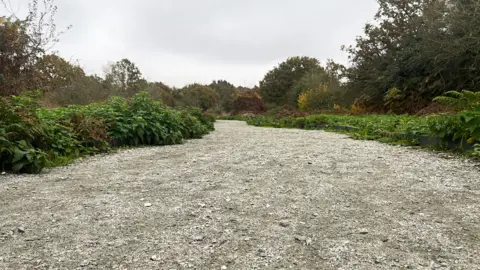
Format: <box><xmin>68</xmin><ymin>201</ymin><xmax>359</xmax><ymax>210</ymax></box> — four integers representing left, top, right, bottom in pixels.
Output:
<box><xmin>433</xmin><ymin>90</ymin><xmax>480</xmax><ymax>111</ymax></box>
<box><xmin>384</xmin><ymin>88</ymin><xmax>404</xmax><ymax>113</ymax></box>
<box><xmin>297</xmin><ymin>83</ymin><xmax>338</xmax><ymax>112</ymax></box>
<box><xmin>273</xmin><ymin>105</ymin><xmax>307</xmax><ymax>119</ymax></box>
<box><xmin>232</xmin><ymin>90</ymin><xmax>266</xmax><ymax>115</ymax></box>
<box><xmin>0</xmin><ymin>91</ymin><xmax>215</xmax><ymax>173</ymax></box>
<box><xmin>350</xmin><ymin>95</ymin><xmax>373</xmax><ymax>115</ymax></box>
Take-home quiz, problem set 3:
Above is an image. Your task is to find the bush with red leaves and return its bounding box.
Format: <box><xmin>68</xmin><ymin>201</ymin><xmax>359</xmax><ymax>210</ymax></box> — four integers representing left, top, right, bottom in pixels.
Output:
<box><xmin>232</xmin><ymin>90</ymin><xmax>267</xmax><ymax>115</ymax></box>
<box><xmin>274</xmin><ymin>105</ymin><xmax>308</xmax><ymax>119</ymax></box>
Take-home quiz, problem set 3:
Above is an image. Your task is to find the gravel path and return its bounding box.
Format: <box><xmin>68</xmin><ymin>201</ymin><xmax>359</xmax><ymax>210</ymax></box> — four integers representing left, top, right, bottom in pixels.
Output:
<box><xmin>1</xmin><ymin>120</ymin><xmax>479</xmax><ymax>269</ymax></box>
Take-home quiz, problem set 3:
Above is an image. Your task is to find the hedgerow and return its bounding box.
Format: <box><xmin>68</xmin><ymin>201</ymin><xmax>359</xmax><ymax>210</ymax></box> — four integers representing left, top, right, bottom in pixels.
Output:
<box><xmin>0</xmin><ymin>91</ymin><xmax>215</xmax><ymax>173</ymax></box>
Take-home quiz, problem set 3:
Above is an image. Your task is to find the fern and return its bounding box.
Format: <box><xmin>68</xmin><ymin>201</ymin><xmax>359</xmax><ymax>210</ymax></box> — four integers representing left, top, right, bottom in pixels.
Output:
<box><xmin>434</xmin><ymin>90</ymin><xmax>480</xmax><ymax>111</ymax></box>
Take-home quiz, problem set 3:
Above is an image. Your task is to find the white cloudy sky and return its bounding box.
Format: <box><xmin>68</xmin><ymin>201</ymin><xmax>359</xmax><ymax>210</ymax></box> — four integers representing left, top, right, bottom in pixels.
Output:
<box><xmin>1</xmin><ymin>0</ymin><xmax>378</xmax><ymax>87</ymax></box>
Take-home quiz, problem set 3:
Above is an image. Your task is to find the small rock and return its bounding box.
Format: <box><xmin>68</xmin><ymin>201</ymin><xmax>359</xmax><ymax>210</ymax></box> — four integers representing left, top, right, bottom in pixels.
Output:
<box><xmin>305</xmin><ymin>238</ymin><xmax>313</xmax><ymax>245</ymax></box>
<box><xmin>279</xmin><ymin>221</ymin><xmax>290</xmax><ymax>228</ymax></box>
<box><xmin>192</xmin><ymin>235</ymin><xmax>204</xmax><ymax>241</ymax></box>
<box><xmin>80</xmin><ymin>260</ymin><xmax>89</xmax><ymax>267</ymax></box>
<box><xmin>144</xmin><ymin>203</ymin><xmax>152</xmax><ymax>207</ymax></box>
<box><xmin>17</xmin><ymin>227</ymin><xmax>25</xmax><ymax>233</ymax></box>
<box><xmin>295</xmin><ymin>236</ymin><xmax>307</xmax><ymax>242</ymax></box>
<box><xmin>198</xmin><ymin>203</ymin><xmax>206</xmax><ymax>208</ymax></box>
<box><xmin>221</xmin><ymin>266</ymin><xmax>227</xmax><ymax>270</ymax></box>
<box><xmin>358</xmin><ymin>228</ymin><xmax>369</xmax><ymax>235</ymax></box>
<box><xmin>1</xmin><ymin>172</ymin><xmax>6</xmax><ymax>175</ymax></box>
<box><xmin>313</xmin><ymin>213</ymin><xmax>319</xmax><ymax>217</ymax></box>
<box><xmin>150</xmin><ymin>255</ymin><xmax>159</xmax><ymax>261</ymax></box>
<box><xmin>257</xmin><ymin>248</ymin><xmax>267</xmax><ymax>257</ymax></box>
<box><xmin>307</xmin><ymin>162</ymin><xmax>313</xmax><ymax>165</ymax></box>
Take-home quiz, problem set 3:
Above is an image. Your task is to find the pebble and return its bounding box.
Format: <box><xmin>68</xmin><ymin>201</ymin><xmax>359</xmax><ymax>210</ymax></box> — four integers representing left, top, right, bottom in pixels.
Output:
<box><xmin>279</xmin><ymin>221</ymin><xmax>290</xmax><ymax>228</ymax></box>
<box><xmin>306</xmin><ymin>238</ymin><xmax>313</xmax><ymax>245</ymax></box>
<box><xmin>295</xmin><ymin>236</ymin><xmax>307</xmax><ymax>242</ymax></box>
<box><xmin>1</xmin><ymin>172</ymin><xmax>5</xmax><ymax>175</ymax></box>
<box><xmin>221</xmin><ymin>266</ymin><xmax>227</xmax><ymax>270</ymax></box>
<box><xmin>150</xmin><ymin>255</ymin><xmax>159</xmax><ymax>261</ymax></box>
<box><xmin>192</xmin><ymin>235</ymin><xmax>204</xmax><ymax>241</ymax></box>
<box><xmin>17</xmin><ymin>227</ymin><xmax>25</xmax><ymax>233</ymax></box>
<box><xmin>144</xmin><ymin>203</ymin><xmax>152</xmax><ymax>207</ymax></box>
<box><xmin>358</xmin><ymin>228</ymin><xmax>369</xmax><ymax>235</ymax></box>
<box><xmin>257</xmin><ymin>248</ymin><xmax>267</xmax><ymax>257</ymax></box>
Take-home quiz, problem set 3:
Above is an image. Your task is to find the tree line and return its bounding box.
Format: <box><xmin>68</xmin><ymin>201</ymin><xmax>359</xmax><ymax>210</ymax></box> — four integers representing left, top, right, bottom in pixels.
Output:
<box><xmin>2</xmin><ymin>0</ymin><xmax>479</xmax><ymax>115</ymax></box>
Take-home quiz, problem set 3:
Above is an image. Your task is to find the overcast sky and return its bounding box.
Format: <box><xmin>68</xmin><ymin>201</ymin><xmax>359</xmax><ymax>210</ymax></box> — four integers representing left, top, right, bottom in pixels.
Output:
<box><xmin>2</xmin><ymin>0</ymin><xmax>378</xmax><ymax>88</ymax></box>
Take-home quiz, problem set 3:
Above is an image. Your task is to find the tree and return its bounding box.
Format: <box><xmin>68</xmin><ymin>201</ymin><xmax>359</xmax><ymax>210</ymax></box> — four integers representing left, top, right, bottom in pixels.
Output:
<box><xmin>104</xmin><ymin>59</ymin><xmax>146</xmax><ymax>97</ymax></box>
<box><xmin>146</xmin><ymin>82</ymin><xmax>175</xmax><ymax>107</ymax></box>
<box><xmin>36</xmin><ymin>54</ymin><xmax>85</xmax><ymax>91</ymax></box>
<box><xmin>0</xmin><ymin>0</ymin><xmax>70</xmax><ymax>95</ymax></box>
<box><xmin>232</xmin><ymin>89</ymin><xmax>266</xmax><ymax>115</ymax></box>
<box><xmin>343</xmin><ymin>0</ymin><xmax>480</xmax><ymax>113</ymax></box>
<box><xmin>177</xmin><ymin>84</ymin><xmax>219</xmax><ymax>111</ymax></box>
<box><xmin>209</xmin><ymin>80</ymin><xmax>236</xmax><ymax>112</ymax></box>
<box><xmin>259</xmin><ymin>56</ymin><xmax>322</xmax><ymax>107</ymax></box>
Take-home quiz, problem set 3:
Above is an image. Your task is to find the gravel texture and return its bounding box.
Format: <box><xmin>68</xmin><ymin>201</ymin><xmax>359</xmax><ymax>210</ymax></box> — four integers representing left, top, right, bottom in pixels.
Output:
<box><xmin>1</xmin><ymin>120</ymin><xmax>479</xmax><ymax>269</ymax></box>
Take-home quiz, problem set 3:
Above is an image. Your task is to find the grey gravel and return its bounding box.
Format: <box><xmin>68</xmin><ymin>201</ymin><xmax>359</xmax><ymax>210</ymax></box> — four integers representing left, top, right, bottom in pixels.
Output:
<box><xmin>0</xmin><ymin>120</ymin><xmax>479</xmax><ymax>269</ymax></box>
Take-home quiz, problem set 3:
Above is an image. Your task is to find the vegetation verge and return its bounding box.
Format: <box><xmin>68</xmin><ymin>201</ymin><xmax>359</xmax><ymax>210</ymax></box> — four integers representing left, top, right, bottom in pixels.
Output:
<box><xmin>0</xmin><ymin>91</ymin><xmax>215</xmax><ymax>174</ymax></box>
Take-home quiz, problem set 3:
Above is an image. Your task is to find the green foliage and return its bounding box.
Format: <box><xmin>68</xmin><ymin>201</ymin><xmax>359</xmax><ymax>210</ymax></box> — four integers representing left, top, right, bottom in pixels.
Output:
<box><xmin>1</xmin><ymin>0</ymin><xmax>69</xmax><ymax>96</ymax></box>
<box><xmin>344</xmin><ymin>0</ymin><xmax>480</xmax><ymax>113</ymax></box>
<box><xmin>176</xmin><ymin>84</ymin><xmax>219</xmax><ymax>112</ymax></box>
<box><xmin>0</xmin><ymin>92</ymin><xmax>215</xmax><ymax>173</ymax></box>
<box><xmin>473</xmin><ymin>144</ymin><xmax>480</xmax><ymax>158</ymax></box>
<box><xmin>384</xmin><ymin>88</ymin><xmax>405</xmax><ymax>113</ymax></box>
<box><xmin>209</xmin><ymin>80</ymin><xmax>236</xmax><ymax>112</ymax></box>
<box><xmin>433</xmin><ymin>90</ymin><xmax>480</xmax><ymax>111</ymax></box>
<box><xmin>0</xmin><ymin>91</ymin><xmax>47</xmax><ymax>173</ymax></box>
<box><xmin>104</xmin><ymin>59</ymin><xmax>147</xmax><ymax>97</ymax></box>
<box><xmin>297</xmin><ymin>84</ymin><xmax>340</xmax><ymax>112</ymax></box>
<box><xmin>146</xmin><ymin>82</ymin><xmax>175</xmax><ymax>107</ymax></box>
<box><xmin>259</xmin><ymin>56</ymin><xmax>323</xmax><ymax>107</ymax></box>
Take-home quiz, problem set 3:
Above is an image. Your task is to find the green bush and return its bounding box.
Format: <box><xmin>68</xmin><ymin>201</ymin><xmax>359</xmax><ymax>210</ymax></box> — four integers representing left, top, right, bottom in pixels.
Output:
<box><xmin>0</xmin><ymin>91</ymin><xmax>215</xmax><ymax>173</ymax></box>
